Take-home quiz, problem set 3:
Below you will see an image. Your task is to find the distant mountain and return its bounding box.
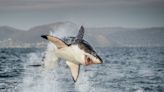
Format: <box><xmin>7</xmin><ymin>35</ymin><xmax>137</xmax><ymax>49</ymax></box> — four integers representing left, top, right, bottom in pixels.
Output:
<box><xmin>0</xmin><ymin>22</ymin><xmax>164</xmax><ymax>48</ymax></box>
<box><xmin>0</xmin><ymin>26</ymin><xmax>23</xmax><ymax>40</ymax></box>
<box><xmin>86</xmin><ymin>27</ymin><xmax>164</xmax><ymax>47</ymax></box>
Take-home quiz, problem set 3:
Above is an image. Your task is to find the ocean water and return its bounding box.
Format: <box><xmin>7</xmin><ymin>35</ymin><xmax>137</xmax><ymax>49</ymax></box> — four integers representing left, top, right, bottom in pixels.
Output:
<box><xmin>0</xmin><ymin>47</ymin><xmax>164</xmax><ymax>92</ymax></box>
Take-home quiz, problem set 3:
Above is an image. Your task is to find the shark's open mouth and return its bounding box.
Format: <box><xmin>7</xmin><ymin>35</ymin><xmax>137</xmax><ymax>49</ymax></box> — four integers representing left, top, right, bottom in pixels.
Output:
<box><xmin>85</xmin><ymin>55</ymin><xmax>93</xmax><ymax>65</ymax></box>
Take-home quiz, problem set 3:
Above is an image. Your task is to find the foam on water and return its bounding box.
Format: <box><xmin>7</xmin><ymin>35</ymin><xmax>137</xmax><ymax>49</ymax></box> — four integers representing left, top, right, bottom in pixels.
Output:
<box><xmin>0</xmin><ymin>47</ymin><xmax>164</xmax><ymax>92</ymax></box>
<box><xmin>20</xmin><ymin>52</ymin><xmax>62</xmax><ymax>92</ymax></box>
<box><xmin>43</xmin><ymin>42</ymin><xmax>58</xmax><ymax>69</ymax></box>
<box><xmin>75</xmin><ymin>66</ymin><xmax>91</xmax><ymax>92</ymax></box>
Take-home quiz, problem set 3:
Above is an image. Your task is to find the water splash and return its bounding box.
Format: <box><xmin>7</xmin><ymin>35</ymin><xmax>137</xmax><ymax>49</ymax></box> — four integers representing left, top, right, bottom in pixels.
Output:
<box><xmin>75</xmin><ymin>67</ymin><xmax>92</xmax><ymax>92</ymax></box>
<box><xmin>19</xmin><ymin>50</ymin><xmax>67</xmax><ymax>92</ymax></box>
<box><xmin>1</xmin><ymin>47</ymin><xmax>164</xmax><ymax>92</ymax></box>
<box><xmin>20</xmin><ymin>22</ymin><xmax>80</xmax><ymax>92</ymax></box>
<box><xmin>42</xmin><ymin>22</ymin><xmax>94</xmax><ymax>92</ymax></box>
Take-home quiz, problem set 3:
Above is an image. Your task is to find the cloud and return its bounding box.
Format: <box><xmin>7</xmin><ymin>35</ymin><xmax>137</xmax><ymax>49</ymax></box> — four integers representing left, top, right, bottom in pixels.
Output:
<box><xmin>0</xmin><ymin>0</ymin><xmax>163</xmax><ymax>11</ymax></box>
<box><xmin>0</xmin><ymin>0</ymin><xmax>163</xmax><ymax>29</ymax></box>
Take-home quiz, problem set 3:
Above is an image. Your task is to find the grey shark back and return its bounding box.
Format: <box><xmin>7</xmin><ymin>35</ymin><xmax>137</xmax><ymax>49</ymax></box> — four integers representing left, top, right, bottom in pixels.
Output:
<box><xmin>62</xmin><ymin>26</ymin><xmax>84</xmax><ymax>45</ymax></box>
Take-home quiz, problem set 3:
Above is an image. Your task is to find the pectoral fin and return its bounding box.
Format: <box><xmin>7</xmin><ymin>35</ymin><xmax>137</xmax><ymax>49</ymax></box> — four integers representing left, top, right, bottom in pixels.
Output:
<box><xmin>66</xmin><ymin>61</ymin><xmax>80</xmax><ymax>82</ymax></box>
<box><xmin>41</xmin><ymin>35</ymin><xmax>68</xmax><ymax>49</ymax></box>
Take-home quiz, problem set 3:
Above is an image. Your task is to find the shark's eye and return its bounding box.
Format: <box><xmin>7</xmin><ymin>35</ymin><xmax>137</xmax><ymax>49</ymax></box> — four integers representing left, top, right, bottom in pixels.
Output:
<box><xmin>85</xmin><ymin>55</ymin><xmax>93</xmax><ymax>65</ymax></box>
<box><xmin>87</xmin><ymin>57</ymin><xmax>91</xmax><ymax>62</ymax></box>
<box><xmin>87</xmin><ymin>57</ymin><xmax>93</xmax><ymax>64</ymax></box>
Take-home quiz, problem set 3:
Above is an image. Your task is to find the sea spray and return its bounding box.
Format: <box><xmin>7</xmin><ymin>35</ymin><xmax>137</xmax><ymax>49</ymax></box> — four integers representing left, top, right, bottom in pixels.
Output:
<box><xmin>20</xmin><ymin>22</ymin><xmax>80</xmax><ymax>92</ymax></box>
<box><xmin>20</xmin><ymin>51</ymin><xmax>63</xmax><ymax>92</ymax></box>
<box><xmin>75</xmin><ymin>68</ymin><xmax>91</xmax><ymax>92</ymax></box>
<box><xmin>43</xmin><ymin>41</ymin><xmax>58</xmax><ymax>69</ymax></box>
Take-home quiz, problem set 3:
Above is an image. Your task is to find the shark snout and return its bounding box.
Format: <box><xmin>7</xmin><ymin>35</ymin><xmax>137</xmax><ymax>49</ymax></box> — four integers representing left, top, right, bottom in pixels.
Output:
<box><xmin>95</xmin><ymin>59</ymin><xmax>103</xmax><ymax>64</ymax></box>
<box><xmin>93</xmin><ymin>56</ymin><xmax>103</xmax><ymax>64</ymax></box>
<box><xmin>41</xmin><ymin>35</ymin><xmax>48</xmax><ymax>39</ymax></box>
<box><xmin>98</xmin><ymin>57</ymin><xmax>103</xmax><ymax>64</ymax></box>
<box><xmin>84</xmin><ymin>55</ymin><xmax>103</xmax><ymax>65</ymax></box>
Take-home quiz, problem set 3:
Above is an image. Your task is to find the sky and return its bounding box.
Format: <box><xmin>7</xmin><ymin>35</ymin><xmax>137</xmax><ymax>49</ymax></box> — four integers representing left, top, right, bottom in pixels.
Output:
<box><xmin>0</xmin><ymin>0</ymin><xmax>164</xmax><ymax>30</ymax></box>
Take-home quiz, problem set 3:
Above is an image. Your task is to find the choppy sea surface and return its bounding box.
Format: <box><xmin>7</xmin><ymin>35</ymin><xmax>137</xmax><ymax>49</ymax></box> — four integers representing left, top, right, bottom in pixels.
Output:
<box><xmin>0</xmin><ymin>47</ymin><xmax>164</xmax><ymax>92</ymax></box>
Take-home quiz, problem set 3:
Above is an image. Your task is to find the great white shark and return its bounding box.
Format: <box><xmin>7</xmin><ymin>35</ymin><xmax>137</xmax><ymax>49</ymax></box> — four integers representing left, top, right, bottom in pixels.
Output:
<box><xmin>41</xmin><ymin>26</ymin><xmax>103</xmax><ymax>82</ymax></box>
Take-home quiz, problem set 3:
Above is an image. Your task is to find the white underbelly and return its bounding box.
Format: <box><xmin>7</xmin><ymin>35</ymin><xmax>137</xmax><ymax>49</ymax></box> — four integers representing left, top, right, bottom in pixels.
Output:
<box><xmin>55</xmin><ymin>45</ymin><xmax>85</xmax><ymax>64</ymax></box>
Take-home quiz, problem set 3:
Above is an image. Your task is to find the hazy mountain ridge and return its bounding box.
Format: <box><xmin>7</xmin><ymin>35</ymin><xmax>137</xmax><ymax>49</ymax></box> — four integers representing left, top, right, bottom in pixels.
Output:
<box><xmin>0</xmin><ymin>23</ymin><xmax>164</xmax><ymax>48</ymax></box>
<box><xmin>84</xmin><ymin>27</ymin><xmax>164</xmax><ymax>47</ymax></box>
<box><xmin>0</xmin><ymin>26</ymin><xmax>23</xmax><ymax>40</ymax></box>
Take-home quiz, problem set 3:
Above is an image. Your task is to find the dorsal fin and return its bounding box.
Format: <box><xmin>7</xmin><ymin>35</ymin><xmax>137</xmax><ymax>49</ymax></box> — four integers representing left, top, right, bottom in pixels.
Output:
<box><xmin>75</xmin><ymin>26</ymin><xmax>85</xmax><ymax>43</ymax></box>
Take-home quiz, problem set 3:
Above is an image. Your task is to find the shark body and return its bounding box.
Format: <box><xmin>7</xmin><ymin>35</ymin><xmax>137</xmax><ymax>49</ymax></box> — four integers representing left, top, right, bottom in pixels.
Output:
<box><xmin>41</xmin><ymin>26</ymin><xmax>103</xmax><ymax>82</ymax></box>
